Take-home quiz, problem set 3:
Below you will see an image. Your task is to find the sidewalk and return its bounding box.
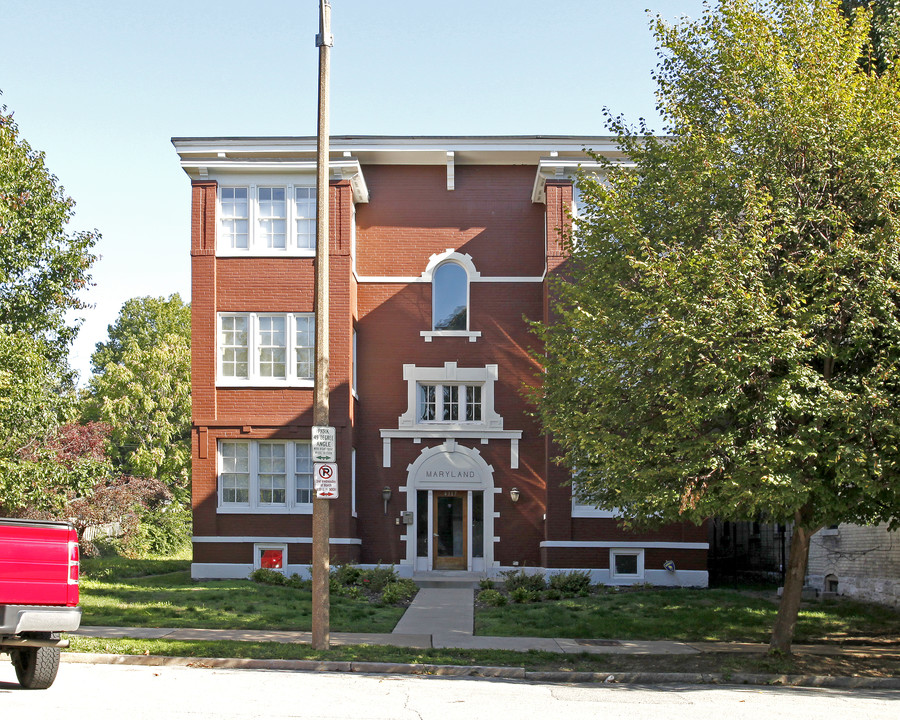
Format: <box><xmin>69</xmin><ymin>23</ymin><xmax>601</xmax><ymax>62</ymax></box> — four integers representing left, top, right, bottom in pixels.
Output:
<box><xmin>70</xmin><ymin>585</ymin><xmax>900</xmax><ymax>658</ymax></box>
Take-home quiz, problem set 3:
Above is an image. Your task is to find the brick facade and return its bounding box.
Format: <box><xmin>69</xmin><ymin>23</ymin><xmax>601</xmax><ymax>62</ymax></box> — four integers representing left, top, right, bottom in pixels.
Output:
<box><xmin>174</xmin><ymin>136</ymin><xmax>708</xmax><ymax>585</ymax></box>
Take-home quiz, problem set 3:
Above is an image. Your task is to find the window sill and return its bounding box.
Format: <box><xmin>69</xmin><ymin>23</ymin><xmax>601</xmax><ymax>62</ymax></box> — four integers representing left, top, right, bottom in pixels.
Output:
<box><xmin>421</xmin><ymin>330</ymin><xmax>481</xmax><ymax>343</ymax></box>
<box><xmin>217</xmin><ymin>249</ymin><xmax>316</xmax><ymax>258</ymax></box>
<box><xmin>216</xmin><ymin>379</ymin><xmax>314</xmax><ymax>388</ymax></box>
<box><xmin>217</xmin><ymin>506</ymin><xmax>313</xmax><ymax>514</ymax></box>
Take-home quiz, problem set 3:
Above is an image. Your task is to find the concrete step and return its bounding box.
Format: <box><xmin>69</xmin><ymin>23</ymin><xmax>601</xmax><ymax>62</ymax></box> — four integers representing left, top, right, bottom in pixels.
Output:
<box><xmin>411</xmin><ymin>572</ymin><xmax>483</xmax><ymax>589</ymax></box>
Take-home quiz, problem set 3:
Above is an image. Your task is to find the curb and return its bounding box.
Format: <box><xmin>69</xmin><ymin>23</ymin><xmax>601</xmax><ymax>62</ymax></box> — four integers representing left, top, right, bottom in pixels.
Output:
<box><xmin>61</xmin><ymin>653</ymin><xmax>900</xmax><ymax>689</ymax></box>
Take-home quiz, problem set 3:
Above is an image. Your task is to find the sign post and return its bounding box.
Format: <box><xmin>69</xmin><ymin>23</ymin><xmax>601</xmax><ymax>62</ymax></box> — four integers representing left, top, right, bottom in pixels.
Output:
<box><xmin>311</xmin><ymin>0</ymin><xmax>333</xmax><ymax>652</ymax></box>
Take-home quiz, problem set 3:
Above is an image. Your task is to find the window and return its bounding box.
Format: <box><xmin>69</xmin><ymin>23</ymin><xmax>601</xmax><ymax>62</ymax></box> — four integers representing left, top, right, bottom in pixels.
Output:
<box><xmin>255</xmin><ymin>543</ymin><xmax>287</xmax><ymax>572</ymax></box>
<box><xmin>571</xmin><ymin>484</ymin><xmax>621</xmax><ymax>518</ymax></box>
<box><xmin>432</xmin><ymin>262</ymin><xmax>468</xmax><ymax>330</ymax></box>
<box><xmin>610</xmin><ymin>549</ymin><xmax>644</xmax><ymax>580</ymax></box>
<box><xmin>257</xmin><ymin>187</ymin><xmax>286</xmax><ymax>249</ymax></box>
<box><xmin>218</xmin><ymin>441</ymin><xmax>314</xmax><ymax>513</ymax></box>
<box><xmin>217</xmin><ymin>313</ymin><xmax>314</xmax><ymax>386</ymax></box>
<box><xmin>295</xmin><ymin>187</ymin><xmax>316</xmax><ymax>250</ymax></box>
<box><xmin>218</xmin><ymin>185</ymin><xmax>316</xmax><ymax>254</ymax></box>
<box><xmin>398</xmin><ymin>363</ymin><xmax>501</xmax><ymax>431</ymax></box>
<box><xmin>418</xmin><ymin>383</ymin><xmax>482</xmax><ymax>423</ymax></box>
<box><xmin>220</xmin><ymin>187</ymin><xmax>249</xmax><ymax>249</ymax></box>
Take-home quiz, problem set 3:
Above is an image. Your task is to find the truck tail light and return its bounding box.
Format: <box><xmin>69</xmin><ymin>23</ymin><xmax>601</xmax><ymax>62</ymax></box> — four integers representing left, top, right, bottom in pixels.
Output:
<box><xmin>68</xmin><ymin>540</ymin><xmax>79</xmax><ymax>584</ymax></box>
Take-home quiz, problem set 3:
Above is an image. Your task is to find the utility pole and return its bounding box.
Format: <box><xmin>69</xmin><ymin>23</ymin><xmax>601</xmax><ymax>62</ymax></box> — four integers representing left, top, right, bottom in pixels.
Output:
<box><xmin>311</xmin><ymin>0</ymin><xmax>333</xmax><ymax>652</ymax></box>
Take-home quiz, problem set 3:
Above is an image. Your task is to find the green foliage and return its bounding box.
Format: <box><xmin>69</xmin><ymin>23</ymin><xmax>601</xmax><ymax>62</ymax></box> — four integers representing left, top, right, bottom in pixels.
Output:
<box><xmin>548</xmin><ymin>570</ymin><xmax>592</xmax><ymax>596</ymax></box>
<box><xmin>359</xmin><ymin>565</ymin><xmax>399</xmax><ymax>593</ymax></box>
<box><xmin>83</xmin><ymin>295</ymin><xmax>191</xmax><ymax>499</ymax></box>
<box><xmin>478</xmin><ymin>578</ymin><xmax>496</xmax><ymax>591</ymax></box>
<box><xmin>500</xmin><ymin>569</ymin><xmax>546</xmax><ymax>593</ymax></box>
<box><xmin>537</xmin><ymin>0</ymin><xmax>900</xmax><ymax>533</ymax></box>
<box><xmin>477</xmin><ymin>588</ymin><xmax>508</xmax><ymax>607</ymax></box>
<box><xmin>330</xmin><ymin>563</ymin><xmax>363</xmax><ymax>587</ymax></box>
<box><xmin>123</xmin><ymin>503</ymin><xmax>192</xmax><ymax>557</ymax></box>
<box><xmin>250</xmin><ymin>568</ymin><xmax>288</xmax><ymax>586</ymax></box>
<box><xmin>0</xmin><ymin>103</ymin><xmax>99</xmax><ymax>364</ymax></box>
<box><xmin>91</xmin><ymin>294</ymin><xmax>191</xmax><ymax>373</ymax></box>
<box><xmin>380</xmin><ymin>579</ymin><xmax>418</xmax><ymax>606</ymax></box>
<box><xmin>509</xmin><ymin>587</ymin><xmax>540</xmax><ymax>604</ymax></box>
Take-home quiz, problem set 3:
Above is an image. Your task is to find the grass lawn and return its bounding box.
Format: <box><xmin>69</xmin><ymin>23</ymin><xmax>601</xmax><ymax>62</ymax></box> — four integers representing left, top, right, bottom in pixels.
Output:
<box><xmin>79</xmin><ymin>554</ymin><xmax>407</xmax><ymax>634</ymax></box>
<box><xmin>475</xmin><ymin>586</ymin><xmax>900</xmax><ymax>643</ymax></box>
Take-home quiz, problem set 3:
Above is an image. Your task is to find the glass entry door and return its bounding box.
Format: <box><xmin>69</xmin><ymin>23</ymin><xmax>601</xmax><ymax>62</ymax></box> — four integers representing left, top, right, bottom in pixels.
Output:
<box><xmin>433</xmin><ymin>491</ymin><xmax>467</xmax><ymax>570</ymax></box>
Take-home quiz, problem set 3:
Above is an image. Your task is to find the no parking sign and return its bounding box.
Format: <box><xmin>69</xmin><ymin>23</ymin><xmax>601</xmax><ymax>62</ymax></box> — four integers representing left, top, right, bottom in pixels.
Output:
<box><xmin>314</xmin><ymin>463</ymin><xmax>338</xmax><ymax>499</ymax></box>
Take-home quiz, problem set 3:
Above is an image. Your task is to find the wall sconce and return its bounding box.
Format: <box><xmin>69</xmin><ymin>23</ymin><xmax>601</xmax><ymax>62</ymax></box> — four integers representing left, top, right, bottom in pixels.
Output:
<box><xmin>510</xmin><ymin>487</ymin><xmax>520</xmax><ymax>503</ymax></box>
<box><xmin>382</xmin><ymin>486</ymin><xmax>392</xmax><ymax>515</ymax></box>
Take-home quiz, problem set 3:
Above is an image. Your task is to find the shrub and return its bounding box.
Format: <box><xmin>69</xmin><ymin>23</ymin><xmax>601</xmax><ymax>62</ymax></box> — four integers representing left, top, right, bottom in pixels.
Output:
<box><xmin>548</xmin><ymin>570</ymin><xmax>592</xmax><ymax>596</ymax></box>
<box><xmin>500</xmin><ymin>569</ymin><xmax>546</xmax><ymax>593</ymax></box>
<box><xmin>359</xmin><ymin>565</ymin><xmax>398</xmax><ymax>593</ymax></box>
<box><xmin>477</xmin><ymin>588</ymin><xmax>507</xmax><ymax>607</ymax></box>
<box><xmin>125</xmin><ymin>502</ymin><xmax>192</xmax><ymax>557</ymax></box>
<box><xmin>509</xmin><ymin>586</ymin><xmax>540</xmax><ymax>603</ymax></box>
<box><xmin>478</xmin><ymin>578</ymin><xmax>495</xmax><ymax>590</ymax></box>
<box><xmin>287</xmin><ymin>574</ymin><xmax>310</xmax><ymax>590</ymax></box>
<box><xmin>381</xmin><ymin>579</ymin><xmax>418</xmax><ymax>605</ymax></box>
<box><xmin>331</xmin><ymin>563</ymin><xmax>363</xmax><ymax>587</ymax></box>
<box><xmin>544</xmin><ymin>588</ymin><xmax>562</xmax><ymax>601</ymax></box>
<box><xmin>250</xmin><ymin>568</ymin><xmax>287</xmax><ymax>586</ymax></box>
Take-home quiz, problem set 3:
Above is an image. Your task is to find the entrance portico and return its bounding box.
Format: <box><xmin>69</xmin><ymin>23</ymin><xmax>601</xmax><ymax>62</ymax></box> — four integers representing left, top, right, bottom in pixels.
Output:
<box><xmin>403</xmin><ymin>441</ymin><xmax>496</xmax><ymax>573</ymax></box>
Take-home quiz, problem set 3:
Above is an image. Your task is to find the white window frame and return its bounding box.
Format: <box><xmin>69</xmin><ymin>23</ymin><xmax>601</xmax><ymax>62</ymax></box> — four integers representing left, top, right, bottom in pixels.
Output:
<box><xmin>217</xmin><ymin>313</ymin><xmax>314</xmax><ymax>387</ymax></box>
<box><xmin>417</xmin><ymin>383</ymin><xmax>483</xmax><ymax>423</ymax></box>
<box><xmin>217</xmin><ymin>183</ymin><xmax>316</xmax><ymax>256</ymax></box>
<box><xmin>419</xmin><ymin>251</ymin><xmax>482</xmax><ymax>342</ymax></box>
<box><xmin>571</xmin><ymin>482</ymin><xmax>622</xmax><ymax>519</ymax></box>
<box><xmin>217</xmin><ymin>440</ymin><xmax>315</xmax><ymax>514</ymax></box>
<box><xmin>398</xmin><ymin>363</ymin><xmax>504</xmax><ymax>431</ymax></box>
<box><xmin>610</xmin><ymin>549</ymin><xmax>645</xmax><ymax>580</ymax></box>
<box><xmin>254</xmin><ymin>543</ymin><xmax>288</xmax><ymax>573</ymax></box>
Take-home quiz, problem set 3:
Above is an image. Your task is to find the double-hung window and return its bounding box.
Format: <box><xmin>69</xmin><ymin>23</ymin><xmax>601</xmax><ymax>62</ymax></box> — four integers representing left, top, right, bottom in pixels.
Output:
<box><xmin>218</xmin><ymin>185</ymin><xmax>316</xmax><ymax>255</ymax></box>
<box><xmin>418</xmin><ymin>383</ymin><xmax>482</xmax><ymax>423</ymax></box>
<box><xmin>218</xmin><ymin>440</ymin><xmax>314</xmax><ymax>513</ymax></box>
<box><xmin>218</xmin><ymin>313</ymin><xmax>314</xmax><ymax>386</ymax></box>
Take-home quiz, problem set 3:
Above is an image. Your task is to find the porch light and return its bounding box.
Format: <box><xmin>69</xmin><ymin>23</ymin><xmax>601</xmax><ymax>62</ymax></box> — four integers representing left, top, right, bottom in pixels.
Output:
<box><xmin>382</xmin><ymin>486</ymin><xmax>392</xmax><ymax>515</ymax></box>
<box><xmin>510</xmin><ymin>487</ymin><xmax>520</xmax><ymax>503</ymax></box>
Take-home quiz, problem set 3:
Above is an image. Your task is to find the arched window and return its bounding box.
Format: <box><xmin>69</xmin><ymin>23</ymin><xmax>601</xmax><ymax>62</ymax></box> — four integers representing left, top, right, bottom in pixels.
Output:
<box><xmin>432</xmin><ymin>262</ymin><xmax>468</xmax><ymax>331</ymax></box>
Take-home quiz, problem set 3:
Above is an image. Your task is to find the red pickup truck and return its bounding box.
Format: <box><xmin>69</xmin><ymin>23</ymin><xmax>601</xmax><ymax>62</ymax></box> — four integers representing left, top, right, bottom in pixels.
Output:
<box><xmin>0</xmin><ymin>518</ymin><xmax>82</xmax><ymax>689</ymax></box>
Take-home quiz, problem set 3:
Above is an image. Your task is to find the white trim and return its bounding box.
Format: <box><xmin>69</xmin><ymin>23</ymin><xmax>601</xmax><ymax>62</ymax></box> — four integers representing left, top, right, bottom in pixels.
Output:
<box><xmin>610</xmin><ymin>548</ymin><xmax>645</xmax><ymax>581</ymax></box>
<box><xmin>254</xmin><ymin>542</ymin><xmax>287</xmax><ymax>572</ymax></box>
<box><xmin>421</xmin><ymin>330</ymin><xmax>481</xmax><ymax>342</ymax></box>
<box><xmin>540</xmin><ymin>541</ymin><xmax>709</xmax><ymax>550</ymax></box>
<box><xmin>192</xmin><ymin>536</ymin><xmax>362</xmax><ymax>544</ymax></box>
<box><xmin>381</xmin><ymin>429</ymin><xmax>522</xmax><ymax>441</ymax></box>
<box><xmin>354</xmin><ymin>274</ymin><xmax>546</xmax><ymax>284</ymax></box>
<box><xmin>216</xmin><ymin>312</ymin><xmax>314</xmax><ymax>387</ymax></box>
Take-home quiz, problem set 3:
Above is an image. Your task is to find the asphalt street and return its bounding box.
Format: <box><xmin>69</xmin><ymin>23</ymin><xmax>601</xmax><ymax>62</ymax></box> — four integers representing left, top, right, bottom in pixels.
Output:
<box><xmin>1</xmin><ymin>662</ymin><xmax>897</xmax><ymax>720</ymax></box>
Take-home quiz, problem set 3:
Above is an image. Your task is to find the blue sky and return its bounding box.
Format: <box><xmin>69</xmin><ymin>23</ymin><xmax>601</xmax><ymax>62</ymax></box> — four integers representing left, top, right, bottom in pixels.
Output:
<box><xmin>0</xmin><ymin>0</ymin><xmax>704</xmax><ymax>382</ymax></box>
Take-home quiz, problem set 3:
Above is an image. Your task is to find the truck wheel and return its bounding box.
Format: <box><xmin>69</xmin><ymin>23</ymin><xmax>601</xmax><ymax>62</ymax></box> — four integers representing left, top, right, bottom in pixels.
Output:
<box><xmin>11</xmin><ymin>634</ymin><xmax>60</xmax><ymax>689</ymax></box>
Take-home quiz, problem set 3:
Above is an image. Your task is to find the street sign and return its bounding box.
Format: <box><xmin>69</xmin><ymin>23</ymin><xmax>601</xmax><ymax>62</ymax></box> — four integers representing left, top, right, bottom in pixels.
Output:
<box><xmin>314</xmin><ymin>462</ymin><xmax>338</xmax><ymax>499</ymax></box>
<box><xmin>312</xmin><ymin>426</ymin><xmax>337</xmax><ymax>462</ymax></box>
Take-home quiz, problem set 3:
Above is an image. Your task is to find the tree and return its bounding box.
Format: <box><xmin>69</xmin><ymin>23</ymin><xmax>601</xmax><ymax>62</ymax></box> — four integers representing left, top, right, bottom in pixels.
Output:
<box><xmin>0</xmin><ymin>101</ymin><xmax>99</xmax><ymax>365</ymax></box>
<box><xmin>90</xmin><ymin>293</ymin><xmax>191</xmax><ymax>373</ymax></box>
<box><xmin>83</xmin><ymin>295</ymin><xmax>191</xmax><ymax>500</ymax></box>
<box><xmin>535</xmin><ymin>0</ymin><xmax>900</xmax><ymax>654</ymax></box>
<box><xmin>842</xmin><ymin>1</ymin><xmax>900</xmax><ymax>71</ymax></box>
<box><xmin>0</xmin><ymin>329</ymin><xmax>103</xmax><ymax>514</ymax></box>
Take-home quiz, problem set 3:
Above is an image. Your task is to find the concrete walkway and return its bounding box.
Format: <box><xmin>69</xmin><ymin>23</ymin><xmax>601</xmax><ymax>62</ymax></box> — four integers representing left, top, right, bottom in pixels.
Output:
<box><xmin>70</xmin><ymin>585</ymin><xmax>900</xmax><ymax>657</ymax></box>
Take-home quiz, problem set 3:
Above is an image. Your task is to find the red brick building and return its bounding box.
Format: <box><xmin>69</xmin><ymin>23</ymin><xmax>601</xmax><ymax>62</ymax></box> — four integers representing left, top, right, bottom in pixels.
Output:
<box><xmin>173</xmin><ymin>136</ymin><xmax>708</xmax><ymax>585</ymax></box>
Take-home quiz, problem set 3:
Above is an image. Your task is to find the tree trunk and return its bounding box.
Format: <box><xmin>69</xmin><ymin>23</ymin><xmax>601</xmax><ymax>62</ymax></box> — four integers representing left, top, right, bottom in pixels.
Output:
<box><xmin>768</xmin><ymin>518</ymin><xmax>814</xmax><ymax>654</ymax></box>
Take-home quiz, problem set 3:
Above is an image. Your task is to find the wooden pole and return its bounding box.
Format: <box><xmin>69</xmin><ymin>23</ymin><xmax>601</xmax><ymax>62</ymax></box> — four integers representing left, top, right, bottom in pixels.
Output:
<box><xmin>311</xmin><ymin>0</ymin><xmax>333</xmax><ymax>652</ymax></box>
